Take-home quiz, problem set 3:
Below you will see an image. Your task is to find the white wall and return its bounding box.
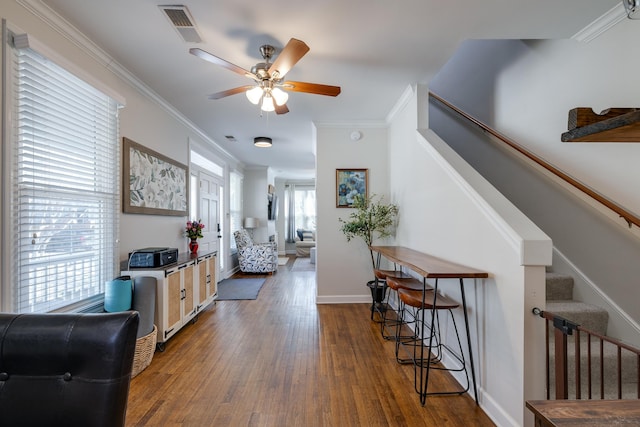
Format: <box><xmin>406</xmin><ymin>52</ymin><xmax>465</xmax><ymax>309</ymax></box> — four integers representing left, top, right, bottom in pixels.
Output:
<box><xmin>429</xmin><ymin>22</ymin><xmax>640</xmax><ymax>344</ymax></box>
<box><xmin>243</xmin><ymin>168</ymin><xmax>268</xmax><ymax>244</ymax></box>
<box><xmin>389</xmin><ymin>86</ymin><xmax>550</xmax><ymax>427</ymax></box>
<box><xmin>315</xmin><ymin>124</ymin><xmax>389</xmax><ymax>303</ymax></box>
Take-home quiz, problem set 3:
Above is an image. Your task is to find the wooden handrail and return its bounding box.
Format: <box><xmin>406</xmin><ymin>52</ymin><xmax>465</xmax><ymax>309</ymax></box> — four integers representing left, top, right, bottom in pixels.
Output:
<box><xmin>429</xmin><ymin>91</ymin><xmax>640</xmax><ymax>229</ymax></box>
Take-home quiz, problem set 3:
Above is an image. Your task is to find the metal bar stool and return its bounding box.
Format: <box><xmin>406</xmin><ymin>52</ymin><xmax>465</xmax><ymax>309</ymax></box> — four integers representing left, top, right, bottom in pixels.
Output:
<box><xmin>373</xmin><ymin>269</ymin><xmax>410</xmax><ymax>332</ymax></box>
<box><xmin>386</xmin><ymin>276</ymin><xmax>434</xmax><ymax>363</ymax></box>
<box><xmin>397</xmin><ymin>287</ymin><xmax>470</xmax><ymax>405</ymax></box>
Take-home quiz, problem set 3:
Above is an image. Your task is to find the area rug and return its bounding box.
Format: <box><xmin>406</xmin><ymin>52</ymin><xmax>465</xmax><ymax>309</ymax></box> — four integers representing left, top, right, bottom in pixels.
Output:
<box><xmin>216</xmin><ymin>278</ymin><xmax>266</xmax><ymax>300</ymax></box>
<box><xmin>291</xmin><ymin>257</ymin><xmax>315</xmax><ymax>272</ymax></box>
<box><xmin>277</xmin><ymin>257</ymin><xmax>289</xmax><ymax>265</ymax></box>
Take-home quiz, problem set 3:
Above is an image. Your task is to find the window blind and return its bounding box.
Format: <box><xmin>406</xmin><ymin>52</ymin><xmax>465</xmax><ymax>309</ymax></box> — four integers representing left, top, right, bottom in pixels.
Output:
<box><xmin>10</xmin><ymin>43</ymin><xmax>120</xmax><ymax>313</ymax></box>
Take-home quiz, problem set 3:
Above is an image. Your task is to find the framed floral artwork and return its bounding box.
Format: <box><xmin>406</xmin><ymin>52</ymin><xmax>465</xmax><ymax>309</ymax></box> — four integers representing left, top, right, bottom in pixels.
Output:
<box><xmin>336</xmin><ymin>168</ymin><xmax>368</xmax><ymax>208</ymax></box>
<box><xmin>123</xmin><ymin>137</ymin><xmax>188</xmax><ymax>216</ymax></box>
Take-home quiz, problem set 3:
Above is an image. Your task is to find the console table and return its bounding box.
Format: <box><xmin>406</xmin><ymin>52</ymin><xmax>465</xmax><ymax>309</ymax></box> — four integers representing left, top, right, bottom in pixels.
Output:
<box><xmin>369</xmin><ymin>246</ymin><xmax>488</xmax><ymax>404</ymax></box>
<box><xmin>121</xmin><ymin>251</ymin><xmax>218</xmax><ymax>351</ymax></box>
<box><xmin>526</xmin><ymin>399</ymin><xmax>640</xmax><ymax>426</ymax></box>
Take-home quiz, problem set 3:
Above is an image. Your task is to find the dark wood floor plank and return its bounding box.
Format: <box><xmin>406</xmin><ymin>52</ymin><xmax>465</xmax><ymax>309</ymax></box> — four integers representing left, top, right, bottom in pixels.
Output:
<box><xmin>126</xmin><ymin>257</ymin><xmax>495</xmax><ymax>426</ymax></box>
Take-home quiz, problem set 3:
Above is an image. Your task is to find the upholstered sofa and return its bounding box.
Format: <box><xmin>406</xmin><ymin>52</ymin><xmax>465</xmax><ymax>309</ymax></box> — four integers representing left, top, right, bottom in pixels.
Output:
<box><xmin>0</xmin><ymin>311</ymin><xmax>139</xmax><ymax>427</ymax></box>
<box><xmin>234</xmin><ymin>228</ymin><xmax>278</xmax><ymax>273</ymax></box>
<box><xmin>295</xmin><ymin>229</ymin><xmax>316</xmax><ymax>257</ymax></box>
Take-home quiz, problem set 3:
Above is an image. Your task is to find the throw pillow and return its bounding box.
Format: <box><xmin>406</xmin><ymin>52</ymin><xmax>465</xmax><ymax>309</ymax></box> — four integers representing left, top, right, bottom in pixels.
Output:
<box><xmin>302</xmin><ymin>230</ymin><xmax>314</xmax><ymax>241</ymax></box>
<box><xmin>296</xmin><ymin>229</ymin><xmax>304</xmax><ymax>241</ymax></box>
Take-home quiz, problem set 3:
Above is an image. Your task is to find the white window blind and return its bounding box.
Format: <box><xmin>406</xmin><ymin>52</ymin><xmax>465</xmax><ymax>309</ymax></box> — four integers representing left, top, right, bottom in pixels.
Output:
<box><xmin>9</xmin><ymin>42</ymin><xmax>120</xmax><ymax>313</ymax></box>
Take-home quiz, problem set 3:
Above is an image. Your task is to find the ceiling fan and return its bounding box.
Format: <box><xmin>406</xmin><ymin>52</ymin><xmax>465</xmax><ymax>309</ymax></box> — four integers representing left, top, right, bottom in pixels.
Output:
<box><xmin>189</xmin><ymin>38</ymin><xmax>341</xmax><ymax>114</ymax></box>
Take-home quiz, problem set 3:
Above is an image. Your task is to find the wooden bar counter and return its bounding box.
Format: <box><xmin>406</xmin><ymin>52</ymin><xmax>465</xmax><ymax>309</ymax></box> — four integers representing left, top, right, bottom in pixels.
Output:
<box><xmin>369</xmin><ymin>246</ymin><xmax>489</xmax><ymax>279</ymax></box>
<box><xmin>369</xmin><ymin>245</ymin><xmax>488</xmax><ymax>405</ymax></box>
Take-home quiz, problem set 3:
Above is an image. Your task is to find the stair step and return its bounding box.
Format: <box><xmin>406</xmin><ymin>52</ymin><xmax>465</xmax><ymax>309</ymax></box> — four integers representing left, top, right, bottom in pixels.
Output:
<box><xmin>546</xmin><ymin>272</ymin><xmax>574</xmax><ymax>301</ymax></box>
<box><xmin>546</xmin><ymin>300</ymin><xmax>609</xmax><ymax>336</ymax></box>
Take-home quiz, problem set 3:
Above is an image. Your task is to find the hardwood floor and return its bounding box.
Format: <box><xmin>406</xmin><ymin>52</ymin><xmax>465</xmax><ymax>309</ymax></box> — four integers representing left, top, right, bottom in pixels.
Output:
<box><xmin>126</xmin><ymin>257</ymin><xmax>495</xmax><ymax>426</ymax></box>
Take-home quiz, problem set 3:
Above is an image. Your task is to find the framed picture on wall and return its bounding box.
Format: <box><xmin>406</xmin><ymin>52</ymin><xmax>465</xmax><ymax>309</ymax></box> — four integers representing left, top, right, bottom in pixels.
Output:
<box><xmin>123</xmin><ymin>137</ymin><xmax>188</xmax><ymax>216</ymax></box>
<box><xmin>336</xmin><ymin>168</ymin><xmax>368</xmax><ymax>208</ymax></box>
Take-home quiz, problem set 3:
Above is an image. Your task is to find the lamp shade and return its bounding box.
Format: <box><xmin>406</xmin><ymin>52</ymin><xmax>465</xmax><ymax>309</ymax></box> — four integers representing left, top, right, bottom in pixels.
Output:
<box><xmin>246</xmin><ymin>86</ymin><xmax>263</xmax><ymax>104</ymax></box>
<box><xmin>261</xmin><ymin>93</ymin><xmax>275</xmax><ymax>112</ymax></box>
<box><xmin>271</xmin><ymin>87</ymin><xmax>289</xmax><ymax>106</ymax></box>
<box><xmin>243</xmin><ymin>217</ymin><xmax>259</xmax><ymax>228</ymax></box>
<box><xmin>254</xmin><ymin>137</ymin><xmax>272</xmax><ymax>148</ymax></box>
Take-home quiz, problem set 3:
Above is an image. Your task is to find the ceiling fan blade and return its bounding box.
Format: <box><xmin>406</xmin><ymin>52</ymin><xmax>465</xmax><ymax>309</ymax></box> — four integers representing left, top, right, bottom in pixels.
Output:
<box><xmin>275</xmin><ymin>103</ymin><xmax>289</xmax><ymax>115</ymax></box>
<box><xmin>208</xmin><ymin>86</ymin><xmax>255</xmax><ymax>100</ymax></box>
<box><xmin>189</xmin><ymin>48</ymin><xmax>258</xmax><ymax>81</ymax></box>
<box><xmin>282</xmin><ymin>81</ymin><xmax>341</xmax><ymax>97</ymax></box>
<box><xmin>269</xmin><ymin>38</ymin><xmax>310</xmax><ymax>80</ymax></box>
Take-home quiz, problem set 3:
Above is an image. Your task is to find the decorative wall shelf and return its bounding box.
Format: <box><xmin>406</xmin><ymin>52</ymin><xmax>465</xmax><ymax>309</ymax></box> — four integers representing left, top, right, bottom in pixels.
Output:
<box><xmin>561</xmin><ymin>107</ymin><xmax>640</xmax><ymax>142</ymax></box>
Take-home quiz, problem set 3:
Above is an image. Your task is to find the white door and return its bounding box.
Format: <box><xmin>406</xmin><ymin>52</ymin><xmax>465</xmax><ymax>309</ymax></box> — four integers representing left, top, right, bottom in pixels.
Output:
<box><xmin>198</xmin><ymin>172</ymin><xmax>220</xmax><ymax>254</ymax></box>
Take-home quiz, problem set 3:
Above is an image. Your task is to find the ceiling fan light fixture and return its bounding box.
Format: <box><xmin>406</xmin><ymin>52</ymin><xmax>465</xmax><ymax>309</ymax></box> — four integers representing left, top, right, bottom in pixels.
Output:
<box><xmin>246</xmin><ymin>86</ymin><xmax>263</xmax><ymax>104</ymax></box>
<box><xmin>254</xmin><ymin>137</ymin><xmax>272</xmax><ymax>148</ymax></box>
<box><xmin>271</xmin><ymin>87</ymin><xmax>289</xmax><ymax>106</ymax></box>
<box><xmin>261</xmin><ymin>94</ymin><xmax>275</xmax><ymax>112</ymax></box>
<box><xmin>624</xmin><ymin>0</ymin><xmax>640</xmax><ymax>18</ymax></box>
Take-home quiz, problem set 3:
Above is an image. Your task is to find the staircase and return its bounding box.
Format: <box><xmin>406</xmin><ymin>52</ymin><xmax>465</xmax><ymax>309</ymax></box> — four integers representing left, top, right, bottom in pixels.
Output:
<box><xmin>545</xmin><ymin>272</ymin><xmax>639</xmax><ymax>399</ymax></box>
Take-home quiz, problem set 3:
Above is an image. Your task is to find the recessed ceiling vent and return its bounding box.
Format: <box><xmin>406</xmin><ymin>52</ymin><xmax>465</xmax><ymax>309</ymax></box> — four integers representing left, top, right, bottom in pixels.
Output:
<box><xmin>159</xmin><ymin>5</ymin><xmax>202</xmax><ymax>43</ymax></box>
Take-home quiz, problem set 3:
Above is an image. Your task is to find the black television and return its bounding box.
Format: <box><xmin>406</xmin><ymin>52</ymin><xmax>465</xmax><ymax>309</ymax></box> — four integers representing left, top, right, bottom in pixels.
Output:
<box><xmin>268</xmin><ymin>194</ymin><xmax>278</xmax><ymax>220</ymax></box>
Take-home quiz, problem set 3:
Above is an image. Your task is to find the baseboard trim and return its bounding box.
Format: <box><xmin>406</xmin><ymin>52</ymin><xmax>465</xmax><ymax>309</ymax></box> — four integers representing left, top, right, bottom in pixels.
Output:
<box><xmin>316</xmin><ymin>295</ymin><xmax>371</xmax><ymax>304</ymax></box>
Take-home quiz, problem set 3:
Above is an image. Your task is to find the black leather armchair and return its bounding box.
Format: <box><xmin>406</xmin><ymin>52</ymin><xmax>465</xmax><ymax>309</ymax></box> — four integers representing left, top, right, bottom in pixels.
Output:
<box><xmin>0</xmin><ymin>311</ymin><xmax>139</xmax><ymax>427</ymax></box>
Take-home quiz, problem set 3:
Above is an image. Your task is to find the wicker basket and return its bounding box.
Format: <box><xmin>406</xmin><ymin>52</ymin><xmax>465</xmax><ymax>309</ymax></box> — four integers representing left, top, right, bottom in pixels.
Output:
<box><xmin>131</xmin><ymin>324</ymin><xmax>157</xmax><ymax>378</ymax></box>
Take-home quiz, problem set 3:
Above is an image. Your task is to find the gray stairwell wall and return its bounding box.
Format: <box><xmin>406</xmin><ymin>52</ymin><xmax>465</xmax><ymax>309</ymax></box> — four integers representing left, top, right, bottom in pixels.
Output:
<box><xmin>428</xmin><ymin>38</ymin><xmax>640</xmax><ymax>346</ymax></box>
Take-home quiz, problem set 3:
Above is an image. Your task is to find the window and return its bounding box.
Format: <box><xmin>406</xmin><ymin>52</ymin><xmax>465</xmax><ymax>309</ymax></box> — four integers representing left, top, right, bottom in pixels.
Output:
<box><xmin>285</xmin><ymin>184</ymin><xmax>316</xmax><ymax>241</ymax></box>
<box><xmin>6</xmin><ymin>39</ymin><xmax>121</xmax><ymax>313</ymax></box>
<box><xmin>229</xmin><ymin>170</ymin><xmax>243</xmax><ymax>251</ymax></box>
<box><xmin>294</xmin><ymin>186</ymin><xmax>316</xmax><ymax>231</ymax></box>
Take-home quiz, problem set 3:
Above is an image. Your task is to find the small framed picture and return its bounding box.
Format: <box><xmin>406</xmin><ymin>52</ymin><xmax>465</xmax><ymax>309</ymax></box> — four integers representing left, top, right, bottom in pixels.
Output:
<box><xmin>336</xmin><ymin>168</ymin><xmax>368</xmax><ymax>208</ymax></box>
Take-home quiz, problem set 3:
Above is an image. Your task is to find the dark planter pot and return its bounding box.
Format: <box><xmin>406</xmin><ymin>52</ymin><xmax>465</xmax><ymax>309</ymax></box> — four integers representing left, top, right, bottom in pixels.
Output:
<box><xmin>366</xmin><ymin>280</ymin><xmax>387</xmax><ymax>313</ymax></box>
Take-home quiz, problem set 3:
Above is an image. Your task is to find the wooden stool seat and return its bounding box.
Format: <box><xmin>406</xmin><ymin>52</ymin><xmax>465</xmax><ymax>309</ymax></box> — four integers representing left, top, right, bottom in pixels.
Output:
<box><xmin>397</xmin><ymin>288</ymin><xmax>459</xmax><ymax>310</ymax></box>
<box><xmin>374</xmin><ymin>269</ymin><xmax>411</xmax><ymax>280</ymax></box>
<box><xmin>387</xmin><ymin>277</ymin><xmax>433</xmax><ymax>293</ymax></box>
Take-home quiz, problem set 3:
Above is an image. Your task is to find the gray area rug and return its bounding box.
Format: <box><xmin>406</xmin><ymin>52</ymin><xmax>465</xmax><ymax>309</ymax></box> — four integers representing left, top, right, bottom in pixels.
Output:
<box><xmin>217</xmin><ymin>278</ymin><xmax>266</xmax><ymax>300</ymax></box>
<box><xmin>291</xmin><ymin>257</ymin><xmax>315</xmax><ymax>272</ymax></box>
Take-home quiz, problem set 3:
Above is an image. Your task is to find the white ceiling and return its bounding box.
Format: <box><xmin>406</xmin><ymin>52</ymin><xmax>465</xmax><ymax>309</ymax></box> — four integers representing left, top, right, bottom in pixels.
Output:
<box><xmin>42</xmin><ymin>0</ymin><xmax>620</xmax><ymax>179</ymax></box>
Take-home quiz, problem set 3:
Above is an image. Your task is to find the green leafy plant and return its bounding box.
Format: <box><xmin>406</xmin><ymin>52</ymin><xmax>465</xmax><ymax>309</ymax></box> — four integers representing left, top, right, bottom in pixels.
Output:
<box><xmin>339</xmin><ymin>194</ymin><xmax>398</xmax><ymax>270</ymax></box>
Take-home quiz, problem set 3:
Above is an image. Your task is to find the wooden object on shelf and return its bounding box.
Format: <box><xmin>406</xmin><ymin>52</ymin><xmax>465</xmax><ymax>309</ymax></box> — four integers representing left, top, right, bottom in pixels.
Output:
<box><xmin>526</xmin><ymin>399</ymin><xmax>640</xmax><ymax>426</ymax></box>
<box><xmin>562</xmin><ymin>107</ymin><xmax>640</xmax><ymax>142</ymax></box>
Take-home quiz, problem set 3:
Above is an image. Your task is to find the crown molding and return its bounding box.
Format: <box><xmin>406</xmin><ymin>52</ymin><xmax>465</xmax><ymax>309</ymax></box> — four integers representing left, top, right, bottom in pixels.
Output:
<box><xmin>313</xmin><ymin>120</ymin><xmax>387</xmax><ymax>129</ymax></box>
<box><xmin>16</xmin><ymin>0</ymin><xmax>236</xmax><ymax>162</ymax></box>
<box><xmin>386</xmin><ymin>84</ymin><xmax>416</xmax><ymax>123</ymax></box>
<box><xmin>572</xmin><ymin>3</ymin><xmax>627</xmax><ymax>43</ymax></box>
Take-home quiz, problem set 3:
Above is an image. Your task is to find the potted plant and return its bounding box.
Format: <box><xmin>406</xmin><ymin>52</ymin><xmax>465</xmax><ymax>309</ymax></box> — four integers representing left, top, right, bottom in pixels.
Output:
<box><xmin>339</xmin><ymin>194</ymin><xmax>398</xmax><ymax>309</ymax></box>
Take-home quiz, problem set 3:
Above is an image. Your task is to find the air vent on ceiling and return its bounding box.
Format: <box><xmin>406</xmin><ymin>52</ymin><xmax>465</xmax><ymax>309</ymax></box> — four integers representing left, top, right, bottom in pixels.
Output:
<box><xmin>159</xmin><ymin>5</ymin><xmax>202</xmax><ymax>43</ymax></box>
<box><xmin>225</xmin><ymin>135</ymin><xmax>237</xmax><ymax>142</ymax></box>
